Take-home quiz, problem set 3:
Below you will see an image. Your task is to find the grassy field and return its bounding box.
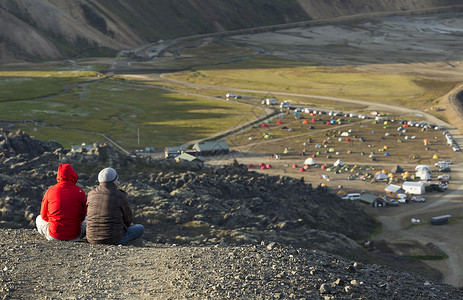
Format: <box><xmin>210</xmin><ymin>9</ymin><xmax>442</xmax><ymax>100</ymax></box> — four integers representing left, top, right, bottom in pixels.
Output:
<box><xmin>164</xmin><ymin>63</ymin><xmax>456</xmax><ymax>108</ymax></box>
<box><xmin>0</xmin><ymin>71</ymin><xmax>264</xmax><ymax>150</ymax></box>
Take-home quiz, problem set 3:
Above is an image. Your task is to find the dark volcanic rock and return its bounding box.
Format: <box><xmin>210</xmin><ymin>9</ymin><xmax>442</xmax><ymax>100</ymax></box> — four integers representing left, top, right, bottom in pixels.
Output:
<box><xmin>0</xmin><ymin>129</ymin><xmax>62</xmax><ymax>158</ymax></box>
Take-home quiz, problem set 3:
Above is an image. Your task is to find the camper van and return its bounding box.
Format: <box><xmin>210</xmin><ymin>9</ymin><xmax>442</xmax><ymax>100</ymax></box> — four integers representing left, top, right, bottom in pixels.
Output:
<box><xmin>342</xmin><ymin>193</ymin><xmax>361</xmax><ymax>201</ymax></box>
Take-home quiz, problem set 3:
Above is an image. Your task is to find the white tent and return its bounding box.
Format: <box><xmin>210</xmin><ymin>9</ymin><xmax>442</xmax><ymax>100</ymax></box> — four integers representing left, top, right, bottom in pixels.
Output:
<box><xmin>374</xmin><ymin>172</ymin><xmax>388</xmax><ymax>180</ymax></box>
<box><xmin>418</xmin><ymin>172</ymin><xmax>432</xmax><ymax>181</ymax></box>
<box><xmin>341</xmin><ymin>132</ymin><xmax>350</xmax><ymax>137</ymax></box>
<box><xmin>333</xmin><ymin>159</ymin><xmax>344</xmax><ymax>167</ymax></box>
<box><xmin>415</xmin><ymin>165</ymin><xmax>430</xmax><ymax>172</ymax></box>
<box><xmin>304</xmin><ymin>158</ymin><xmax>317</xmax><ymax>165</ymax></box>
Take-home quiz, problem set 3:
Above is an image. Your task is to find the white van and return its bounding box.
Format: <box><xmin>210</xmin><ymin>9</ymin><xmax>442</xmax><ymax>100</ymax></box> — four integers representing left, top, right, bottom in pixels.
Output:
<box><xmin>342</xmin><ymin>193</ymin><xmax>361</xmax><ymax>200</ymax></box>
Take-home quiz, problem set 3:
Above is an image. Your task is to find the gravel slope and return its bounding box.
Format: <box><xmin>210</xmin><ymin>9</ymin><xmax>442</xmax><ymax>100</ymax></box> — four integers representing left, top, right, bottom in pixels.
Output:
<box><xmin>1</xmin><ymin>228</ymin><xmax>462</xmax><ymax>299</ymax></box>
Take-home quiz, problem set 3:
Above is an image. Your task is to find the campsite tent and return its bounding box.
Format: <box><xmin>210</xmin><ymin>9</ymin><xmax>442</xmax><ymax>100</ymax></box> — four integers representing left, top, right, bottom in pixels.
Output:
<box><xmin>402</xmin><ymin>171</ymin><xmax>411</xmax><ymax>179</ymax></box>
<box><xmin>391</xmin><ymin>165</ymin><xmax>404</xmax><ymax>173</ymax></box>
<box><xmin>333</xmin><ymin>159</ymin><xmax>344</xmax><ymax>167</ymax></box>
<box><xmin>374</xmin><ymin>172</ymin><xmax>388</xmax><ymax>180</ymax></box>
<box><xmin>417</xmin><ymin>171</ymin><xmax>431</xmax><ymax>181</ymax></box>
<box><xmin>415</xmin><ymin>165</ymin><xmax>430</xmax><ymax>172</ymax></box>
<box><xmin>304</xmin><ymin>158</ymin><xmax>317</xmax><ymax>165</ymax></box>
<box><xmin>415</xmin><ymin>164</ymin><xmax>431</xmax><ymax>180</ymax></box>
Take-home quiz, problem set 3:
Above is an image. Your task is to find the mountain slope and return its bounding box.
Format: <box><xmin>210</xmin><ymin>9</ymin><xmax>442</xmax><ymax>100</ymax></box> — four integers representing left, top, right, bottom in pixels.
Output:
<box><xmin>0</xmin><ymin>0</ymin><xmax>462</xmax><ymax>63</ymax></box>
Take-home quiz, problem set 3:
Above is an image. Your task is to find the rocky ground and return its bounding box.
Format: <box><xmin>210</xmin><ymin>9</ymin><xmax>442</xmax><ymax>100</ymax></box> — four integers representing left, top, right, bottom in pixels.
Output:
<box><xmin>1</xmin><ymin>129</ymin><xmax>463</xmax><ymax>298</ymax></box>
<box><xmin>2</xmin><ymin>228</ymin><xmax>463</xmax><ymax>300</ymax></box>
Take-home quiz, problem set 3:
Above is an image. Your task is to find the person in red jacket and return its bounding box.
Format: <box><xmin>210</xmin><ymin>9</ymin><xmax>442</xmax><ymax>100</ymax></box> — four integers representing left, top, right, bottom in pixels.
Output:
<box><xmin>36</xmin><ymin>164</ymin><xmax>87</xmax><ymax>241</ymax></box>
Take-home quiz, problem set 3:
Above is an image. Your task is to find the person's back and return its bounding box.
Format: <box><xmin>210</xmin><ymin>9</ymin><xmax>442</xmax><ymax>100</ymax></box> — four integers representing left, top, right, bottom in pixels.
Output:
<box><xmin>36</xmin><ymin>164</ymin><xmax>87</xmax><ymax>241</ymax></box>
<box><xmin>86</xmin><ymin>167</ymin><xmax>143</xmax><ymax>245</ymax></box>
<box><xmin>86</xmin><ymin>182</ymin><xmax>131</xmax><ymax>244</ymax></box>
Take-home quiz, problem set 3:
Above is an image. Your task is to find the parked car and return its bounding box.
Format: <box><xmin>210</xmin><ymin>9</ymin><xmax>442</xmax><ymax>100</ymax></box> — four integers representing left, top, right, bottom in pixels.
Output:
<box><xmin>439</xmin><ymin>182</ymin><xmax>449</xmax><ymax>190</ymax></box>
<box><xmin>397</xmin><ymin>193</ymin><xmax>409</xmax><ymax>204</ymax></box>
<box><xmin>411</xmin><ymin>196</ymin><xmax>426</xmax><ymax>203</ymax></box>
<box><xmin>427</xmin><ymin>184</ymin><xmax>446</xmax><ymax>192</ymax></box>
<box><xmin>435</xmin><ymin>161</ymin><xmax>448</xmax><ymax>167</ymax></box>
<box><xmin>438</xmin><ymin>174</ymin><xmax>450</xmax><ymax>182</ymax></box>
<box><xmin>385</xmin><ymin>199</ymin><xmax>399</xmax><ymax>206</ymax></box>
<box><xmin>280</xmin><ymin>101</ymin><xmax>292</xmax><ymax>109</ymax></box>
<box><xmin>438</xmin><ymin>165</ymin><xmax>451</xmax><ymax>172</ymax></box>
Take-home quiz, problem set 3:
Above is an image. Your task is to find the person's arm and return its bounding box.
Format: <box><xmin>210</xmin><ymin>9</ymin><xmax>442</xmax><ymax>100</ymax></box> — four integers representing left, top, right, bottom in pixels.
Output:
<box><xmin>40</xmin><ymin>190</ymin><xmax>49</xmax><ymax>221</ymax></box>
<box><xmin>80</xmin><ymin>191</ymin><xmax>87</xmax><ymax>222</ymax></box>
<box><xmin>120</xmin><ymin>190</ymin><xmax>133</xmax><ymax>227</ymax></box>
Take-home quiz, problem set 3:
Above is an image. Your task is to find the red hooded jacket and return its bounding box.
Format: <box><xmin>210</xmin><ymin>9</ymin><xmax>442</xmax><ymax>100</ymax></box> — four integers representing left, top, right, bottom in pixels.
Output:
<box><xmin>40</xmin><ymin>164</ymin><xmax>87</xmax><ymax>240</ymax></box>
